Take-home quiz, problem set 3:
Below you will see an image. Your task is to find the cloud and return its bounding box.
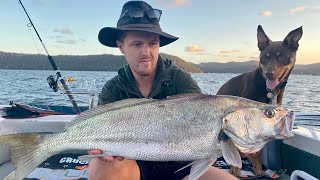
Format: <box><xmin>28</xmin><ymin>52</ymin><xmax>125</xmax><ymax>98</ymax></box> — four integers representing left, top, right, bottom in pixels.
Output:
<box><xmin>219</xmin><ymin>49</ymin><xmax>240</xmax><ymax>54</ymax></box>
<box><xmin>290</xmin><ymin>6</ymin><xmax>306</xmax><ymax>14</ymax></box>
<box><xmin>50</xmin><ymin>29</ymin><xmax>85</xmax><ymax>45</ymax></box>
<box><xmin>153</xmin><ymin>0</ymin><xmax>190</xmax><ymax>8</ymax></box>
<box><xmin>49</xmin><ymin>35</ymin><xmax>66</xmax><ymax>40</ymax></box>
<box><xmin>237</xmin><ymin>55</ymin><xmax>247</xmax><ymax>59</ymax></box>
<box><xmin>56</xmin><ymin>39</ymin><xmax>76</xmax><ymax>45</ymax></box>
<box><xmin>79</xmin><ymin>38</ymin><xmax>86</xmax><ymax>42</ymax></box>
<box><xmin>53</xmin><ymin>28</ymin><xmax>73</xmax><ymax>35</ymax></box>
<box><xmin>311</xmin><ymin>6</ymin><xmax>320</xmax><ymax>14</ymax></box>
<box><xmin>173</xmin><ymin>0</ymin><xmax>189</xmax><ymax>6</ymax></box>
<box><xmin>249</xmin><ymin>52</ymin><xmax>260</xmax><ymax>60</ymax></box>
<box><xmin>55</xmin><ymin>35</ymin><xmax>64</xmax><ymax>39</ymax></box>
<box><xmin>259</xmin><ymin>10</ymin><xmax>272</xmax><ymax>17</ymax></box>
<box><xmin>185</xmin><ymin>44</ymin><xmax>204</xmax><ymax>52</ymax></box>
<box><xmin>250</xmin><ymin>56</ymin><xmax>259</xmax><ymax>60</ymax></box>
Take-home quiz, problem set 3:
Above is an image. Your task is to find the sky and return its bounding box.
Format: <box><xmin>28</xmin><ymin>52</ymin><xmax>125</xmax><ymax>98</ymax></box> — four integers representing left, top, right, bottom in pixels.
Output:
<box><xmin>0</xmin><ymin>0</ymin><xmax>319</xmax><ymax>65</ymax></box>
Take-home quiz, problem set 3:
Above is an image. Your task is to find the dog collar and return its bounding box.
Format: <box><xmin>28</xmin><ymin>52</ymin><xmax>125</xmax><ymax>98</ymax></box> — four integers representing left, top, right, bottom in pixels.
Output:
<box><xmin>266</xmin><ymin>80</ymin><xmax>288</xmax><ymax>103</ymax></box>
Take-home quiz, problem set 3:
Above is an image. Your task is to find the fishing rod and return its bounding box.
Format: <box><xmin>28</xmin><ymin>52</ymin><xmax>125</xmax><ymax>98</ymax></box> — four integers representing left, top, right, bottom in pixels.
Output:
<box><xmin>18</xmin><ymin>0</ymin><xmax>81</xmax><ymax>114</ymax></box>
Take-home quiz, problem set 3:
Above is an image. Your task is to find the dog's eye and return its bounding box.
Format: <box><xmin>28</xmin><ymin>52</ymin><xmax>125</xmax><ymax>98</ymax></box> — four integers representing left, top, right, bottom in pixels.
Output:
<box><xmin>260</xmin><ymin>58</ymin><xmax>268</xmax><ymax>65</ymax></box>
<box><xmin>279</xmin><ymin>57</ymin><xmax>291</xmax><ymax>65</ymax></box>
<box><xmin>264</xmin><ymin>109</ymin><xmax>275</xmax><ymax>118</ymax></box>
<box><xmin>265</xmin><ymin>53</ymin><xmax>270</xmax><ymax>58</ymax></box>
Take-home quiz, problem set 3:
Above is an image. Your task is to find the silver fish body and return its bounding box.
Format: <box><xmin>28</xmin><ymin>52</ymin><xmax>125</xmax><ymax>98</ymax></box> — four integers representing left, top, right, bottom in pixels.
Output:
<box><xmin>45</xmin><ymin>95</ymin><xmax>227</xmax><ymax>161</ymax></box>
<box><xmin>0</xmin><ymin>94</ymin><xmax>294</xmax><ymax>180</ymax></box>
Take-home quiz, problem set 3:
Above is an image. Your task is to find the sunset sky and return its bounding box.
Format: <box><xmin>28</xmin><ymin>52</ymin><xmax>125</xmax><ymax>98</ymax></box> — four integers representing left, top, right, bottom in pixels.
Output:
<box><xmin>0</xmin><ymin>0</ymin><xmax>319</xmax><ymax>64</ymax></box>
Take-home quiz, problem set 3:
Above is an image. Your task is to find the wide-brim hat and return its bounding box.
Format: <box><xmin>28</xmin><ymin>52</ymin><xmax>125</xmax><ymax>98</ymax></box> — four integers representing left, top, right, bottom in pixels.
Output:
<box><xmin>98</xmin><ymin>1</ymin><xmax>178</xmax><ymax>47</ymax></box>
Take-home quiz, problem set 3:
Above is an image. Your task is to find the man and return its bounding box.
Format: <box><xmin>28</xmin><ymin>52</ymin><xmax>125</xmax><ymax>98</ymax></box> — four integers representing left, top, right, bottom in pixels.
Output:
<box><xmin>89</xmin><ymin>1</ymin><xmax>237</xmax><ymax>180</ymax></box>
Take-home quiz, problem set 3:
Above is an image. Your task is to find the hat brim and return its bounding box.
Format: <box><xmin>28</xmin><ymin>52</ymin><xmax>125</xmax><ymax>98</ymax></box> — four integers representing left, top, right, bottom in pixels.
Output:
<box><xmin>98</xmin><ymin>26</ymin><xmax>178</xmax><ymax>47</ymax></box>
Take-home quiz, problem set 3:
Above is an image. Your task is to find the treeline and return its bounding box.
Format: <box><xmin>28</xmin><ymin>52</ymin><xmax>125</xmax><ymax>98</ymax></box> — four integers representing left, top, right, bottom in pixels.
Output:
<box><xmin>196</xmin><ymin>61</ymin><xmax>320</xmax><ymax>75</ymax></box>
<box><xmin>0</xmin><ymin>51</ymin><xmax>202</xmax><ymax>73</ymax></box>
<box><xmin>160</xmin><ymin>53</ymin><xmax>202</xmax><ymax>73</ymax></box>
<box><xmin>1</xmin><ymin>51</ymin><xmax>319</xmax><ymax>75</ymax></box>
<box><xmin>196</xmin><ymin>60</ymin><xmax>259</xmax><ymax>73</ymax></box>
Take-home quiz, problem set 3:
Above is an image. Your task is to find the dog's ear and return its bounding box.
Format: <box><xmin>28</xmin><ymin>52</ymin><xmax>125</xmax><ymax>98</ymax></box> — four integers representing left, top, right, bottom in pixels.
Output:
<box><xmin>282</xmin><ymin>26</ymin><xmax>303</xmax><ymax>51</ymax></box>
<box><xmin>257</xmin><ymin>25</ymin><xmax>272</xmax><ymax>51</ymax></box>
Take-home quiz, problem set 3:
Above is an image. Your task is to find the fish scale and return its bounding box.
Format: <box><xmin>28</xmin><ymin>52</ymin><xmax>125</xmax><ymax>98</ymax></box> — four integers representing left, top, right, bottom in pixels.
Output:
<box><xmin>46</xmin><ymin>97</ymin><xmax>222</xmax><ymax>161</ymax></box>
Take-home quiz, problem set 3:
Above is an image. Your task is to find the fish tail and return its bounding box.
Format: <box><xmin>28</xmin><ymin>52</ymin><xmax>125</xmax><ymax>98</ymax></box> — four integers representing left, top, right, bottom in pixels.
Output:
<box><xmin>0</xmin><ymin>133</ymin><xmax>48</xmax><ymax>180</ymax></box>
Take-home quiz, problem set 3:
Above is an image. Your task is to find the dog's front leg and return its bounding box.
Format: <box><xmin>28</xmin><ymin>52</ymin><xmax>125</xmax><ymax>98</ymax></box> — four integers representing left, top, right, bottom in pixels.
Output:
<box><xmin>247</xmin><ymin>151</ymin><xmax>264</xmax><ymax>176</ymax></box>
<box><xmin>276</xmin><ymin>89</ymin><xmax>285</xmax><ymax>105</ymax></box>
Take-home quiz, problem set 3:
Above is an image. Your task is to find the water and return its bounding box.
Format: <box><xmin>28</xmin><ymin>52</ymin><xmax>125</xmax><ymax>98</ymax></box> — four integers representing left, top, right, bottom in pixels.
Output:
<box><xmin>0</xmin><ymin>69</ymin><xmax>319</xmax><ymax>113</ymax></box>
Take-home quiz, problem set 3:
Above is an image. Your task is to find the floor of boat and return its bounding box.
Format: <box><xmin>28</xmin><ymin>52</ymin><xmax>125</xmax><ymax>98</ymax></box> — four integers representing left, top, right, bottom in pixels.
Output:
<box><xmin>256</xmin><ymin>174</ymin><xmax>290</xmax><ymax>180</ymax></box>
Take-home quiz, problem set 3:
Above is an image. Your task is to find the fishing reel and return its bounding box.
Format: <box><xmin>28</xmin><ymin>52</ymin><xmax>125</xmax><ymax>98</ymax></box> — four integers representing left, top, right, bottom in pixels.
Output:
<box><xmin>47</xmin><ymin>75</ymin><xmax>59</xmax><ymax>92</ymax></box>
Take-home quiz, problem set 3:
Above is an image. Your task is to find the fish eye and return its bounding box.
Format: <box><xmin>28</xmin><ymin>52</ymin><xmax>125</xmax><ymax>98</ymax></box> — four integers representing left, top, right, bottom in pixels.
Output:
<box><xmin>265</xmin><ymin>109</ymin><xmax>275</xmax><ymax>118</ymax></box>
<box><xmin>223</xmin><ymin>118</ymin><xmax>228</xmax><ymax>124</ymax></box>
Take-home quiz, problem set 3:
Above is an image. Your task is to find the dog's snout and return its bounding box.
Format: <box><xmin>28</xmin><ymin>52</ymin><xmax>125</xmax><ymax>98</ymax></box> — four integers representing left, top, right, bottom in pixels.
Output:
<box><xmin>265</xmin><ymin>72</ymin><xmax>274</xmax><ymax>78</ymax></box>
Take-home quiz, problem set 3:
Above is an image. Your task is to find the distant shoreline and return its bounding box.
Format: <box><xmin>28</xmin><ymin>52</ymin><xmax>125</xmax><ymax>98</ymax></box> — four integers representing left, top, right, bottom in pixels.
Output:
<box><xmin>0</xmin><ymin>51</ymin><xmax>319</xmax><ymax>75</ymax></box>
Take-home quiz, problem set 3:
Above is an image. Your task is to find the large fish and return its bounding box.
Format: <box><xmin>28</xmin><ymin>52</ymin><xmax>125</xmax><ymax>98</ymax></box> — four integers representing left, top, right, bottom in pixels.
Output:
<box><xmin>0</xmin><ymin>94</ymin><xmax>294</xmax><ymax>180</ymax></box>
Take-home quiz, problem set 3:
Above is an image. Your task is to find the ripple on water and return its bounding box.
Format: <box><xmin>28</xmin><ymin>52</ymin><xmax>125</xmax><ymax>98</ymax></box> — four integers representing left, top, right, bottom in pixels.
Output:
<box><xmin>1</xmin><ymin>70</ymin><xmax>319</xmax><ymax>113</ymax></box>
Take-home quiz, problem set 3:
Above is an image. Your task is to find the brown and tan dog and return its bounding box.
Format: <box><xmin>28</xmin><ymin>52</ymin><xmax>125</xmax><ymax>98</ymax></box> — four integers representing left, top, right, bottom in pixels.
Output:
<box><xmin>216</xmin><ymin>25</ymin><xmax>303</xmax><ymax>176</ymax></box>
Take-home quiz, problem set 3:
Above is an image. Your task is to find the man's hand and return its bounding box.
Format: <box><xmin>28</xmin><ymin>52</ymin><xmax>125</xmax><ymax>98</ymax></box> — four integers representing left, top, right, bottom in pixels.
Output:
<box><xmin>88</xmin><ymin>149</ymin><xmax>125</xmax><ymax>161</ymax></box>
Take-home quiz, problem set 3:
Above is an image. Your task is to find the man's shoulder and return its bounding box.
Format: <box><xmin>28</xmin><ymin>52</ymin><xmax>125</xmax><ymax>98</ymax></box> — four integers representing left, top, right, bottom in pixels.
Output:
<box><xmin>160</xmin><ymin>57</ymin><xmax>201</xmax><ymax>94</ymax></box>
<box><xmin>99</xmin><ymin>75</ymin><xmax>123</xmax><ymax>105</ymax></box>
<box><xmin>103</xmin><ymin>75</ymin><xmax>121</xmax><ymax>88</ymax></box>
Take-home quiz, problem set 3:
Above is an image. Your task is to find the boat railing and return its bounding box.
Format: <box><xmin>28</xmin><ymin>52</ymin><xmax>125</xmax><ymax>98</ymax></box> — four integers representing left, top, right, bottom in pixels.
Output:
<box><xmin>290</xmin><ymin>170</ymin><xmax>319</xmax><ymax>180</ymax></box>
<box><xmin>59</xmin><ymin>78</ymin><xmax>99</xmax><ymax>109</ymax></box>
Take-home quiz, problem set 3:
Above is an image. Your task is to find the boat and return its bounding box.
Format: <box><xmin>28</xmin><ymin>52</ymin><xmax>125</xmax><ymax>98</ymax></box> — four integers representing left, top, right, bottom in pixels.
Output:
<box><xmin>1</xmin><ymin>1</ymin><xmax>318</xmax><ymax>179</ymax></box>
<box><xmin>0</xmin><ymin>104</ymin><xmax>86</xmax><ymax>180</ymax></box>
<box><xmin>1</xmin><ymin>101</ymin><xmax>320</xmax><ymax>180</ymax></box>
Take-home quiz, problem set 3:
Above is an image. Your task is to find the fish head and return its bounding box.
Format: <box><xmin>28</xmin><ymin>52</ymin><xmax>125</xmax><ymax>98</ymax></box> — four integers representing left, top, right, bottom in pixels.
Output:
<box><xmin>221</xmin><ymin>105</ymin><xmax>294</xmax><ymax>154</ymax></box>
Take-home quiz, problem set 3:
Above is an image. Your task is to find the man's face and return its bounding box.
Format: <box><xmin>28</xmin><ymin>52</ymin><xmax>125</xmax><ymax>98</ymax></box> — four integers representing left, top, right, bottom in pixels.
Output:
<box><xmin>116</xmin><ymin>31</ymin><xmax>160</xmax><ymax>77</ymax></box>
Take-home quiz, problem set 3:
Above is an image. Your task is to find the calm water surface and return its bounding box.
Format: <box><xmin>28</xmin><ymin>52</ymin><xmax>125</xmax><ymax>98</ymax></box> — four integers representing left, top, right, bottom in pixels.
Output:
<box><xmin>0</xmin><ymin>70</ymin><xmax>319</xmax><ymax>113</ymax></box>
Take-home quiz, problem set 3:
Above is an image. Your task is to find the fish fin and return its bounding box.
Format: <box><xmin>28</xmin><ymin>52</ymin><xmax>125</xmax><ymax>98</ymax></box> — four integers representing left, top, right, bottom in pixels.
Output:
<box><xmin>0</xmin><ymin>133</ymin><xmax>49</xmax><ymax>180</ymax></box>
<box><xmin>187</xmin><ymin>157</ymin><xmax>216</xmax><ymax>180</ymax></box>
<box><xmin>66</xmin><ymin>98</ymin><xmax>157</xmax><ymax>128</ymax></box>
<box><xmin>221</xmin><ymin>139</ymin><xmax>242</xmax><ymax>168</ymax></box>
<box><xmin>174</xmin><ymin>161</ymin><xmax>196</xmax><ymax>174</ymax></box>
<box><xmin>4</xmin><ymin>171</ymin><xmax>15</xmax><ymax>180</ymax></box>
<box><xmin>77</xmin><ymin>154</ymin><xmax>112</xmax><ymax>162</ymax></box>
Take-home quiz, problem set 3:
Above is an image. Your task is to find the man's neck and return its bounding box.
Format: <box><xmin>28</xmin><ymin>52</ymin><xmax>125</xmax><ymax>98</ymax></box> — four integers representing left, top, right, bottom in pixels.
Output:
<box><xmin>133</xmin><ymin>72</ymin><xmax>156</xmax><ymax>98</ymax></box>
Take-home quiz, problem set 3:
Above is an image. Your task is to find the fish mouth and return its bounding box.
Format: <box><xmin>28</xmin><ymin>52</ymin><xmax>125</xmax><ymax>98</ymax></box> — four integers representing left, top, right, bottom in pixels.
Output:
<box><xmin>275</xmin><ymin>111</ymin><xmax>295</xmax><ymax>139</ymax></box>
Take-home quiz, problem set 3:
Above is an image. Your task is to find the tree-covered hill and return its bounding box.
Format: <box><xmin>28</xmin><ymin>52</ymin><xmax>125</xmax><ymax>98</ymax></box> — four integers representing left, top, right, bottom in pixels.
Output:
<box><xmin>0</xmin><ymin>51</ymin><xmax>202</xmax><ymax>73</ymax></box>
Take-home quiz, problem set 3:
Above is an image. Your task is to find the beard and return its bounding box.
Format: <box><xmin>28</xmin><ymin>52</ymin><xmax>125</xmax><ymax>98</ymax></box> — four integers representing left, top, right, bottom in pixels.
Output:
<box><xmin>132</xmin><ymin>58</ymin><xmax>158</xmax><ymax>76</ymax></box>
<box><xmin>133</xmin><ymin>66</ymin><xmax>155</xmax><ymax>76</ymax></box>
